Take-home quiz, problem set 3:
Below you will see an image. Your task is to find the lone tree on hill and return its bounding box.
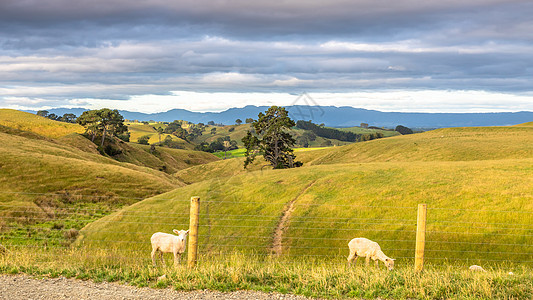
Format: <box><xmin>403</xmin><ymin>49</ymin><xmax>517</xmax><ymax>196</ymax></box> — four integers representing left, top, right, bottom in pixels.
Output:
<box><xmin>77</xmin><ymin>108</ymin><xmax>127</xmax><ymax>147</ymax></box>
<box><xmin>235</xmin><ymin>119</ymin><xmax>242</xmax><ymax>125</ymax></box>
<box><xmin>395</xmin><ymin>125</ymin><xmax>414</xmax><ymax>135</ymax></box>
<box><xmin>242</xmin><ymin>106</ymin><xmax>302</xmax><ymax>169</ymax></box>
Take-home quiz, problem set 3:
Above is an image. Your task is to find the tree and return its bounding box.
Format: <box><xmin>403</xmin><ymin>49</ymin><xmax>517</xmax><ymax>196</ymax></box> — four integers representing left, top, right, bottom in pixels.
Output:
<box><xmin>395</xmin><ymin>125</ymin><xmax>414</xmax><ymax>135</ymax></box>
<box><xmin>137</xmin><ymin>135</ymin><xmax>150</xmax><ymax>145</ymax></box>
<box><xmin>242</xmin><ymin>106</ymin><xmax>302</xmax><ymax>169</ymax></box>
<box><xmin>235</xmin><ymin>119</ymin><xmax>242</xmax><ymax>125</ymax></box>
<box><xmin>208</xmin><ymin>121</ymin><xmax>215</xmax><ymax>126</ymax></box>
<box><xmin>36</xmin><ymin>110</ymin><xmax>49</xmax><ymax>118</ymax></box>
<box><xmin>77</xmin><ymin>108</ymin><xmax>127</xmax><ymax>147</ymax></box>
<box><xmin>245</xmin><ymin>118</ymin><xmax>254</xmax><ymax>124</ymax></box>
<box><xmin>61</xmin><ymin>113</ymin><xmax>77</xmax><ymax>123</ymax></box>
<box><xmin>210</xmin><ymin>128</ymin><xmax>217</xmax><ymax>135</ymax></box>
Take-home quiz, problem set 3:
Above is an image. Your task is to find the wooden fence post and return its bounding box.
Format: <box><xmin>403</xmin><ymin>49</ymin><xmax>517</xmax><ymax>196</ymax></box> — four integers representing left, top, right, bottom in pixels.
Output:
<box><xmin>414</xmin><ymin>203</ymin><xmax>427</xmax><ymax>272</ymax></box>
<box><xmin>188</xmin><ymin>196</ymin><xmax>200</xmax><ymax>268</ymax></box>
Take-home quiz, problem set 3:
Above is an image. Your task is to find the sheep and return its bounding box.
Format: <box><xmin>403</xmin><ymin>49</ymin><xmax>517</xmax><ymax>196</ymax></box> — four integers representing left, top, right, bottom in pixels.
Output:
<box><xmin>347</xmin><ymin>237</ymin><xmax>395</xmax><ymax>271</ymax></box>
<box><xmin>150</xmin><ymin>229</ymin><xmax>189</xmax><ymax>267</ymax></box>
<box><xmin>469</xmin><ymin>265</ymin><xmax>486</xmax><ymax>272</ymax></box>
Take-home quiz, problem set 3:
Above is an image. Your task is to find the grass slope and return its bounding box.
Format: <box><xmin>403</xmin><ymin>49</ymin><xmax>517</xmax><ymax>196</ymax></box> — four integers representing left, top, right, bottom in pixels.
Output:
<box><xmin>80</xmin><ymin>157</ymin><xmax>533</xmax><ymax>264</ymax></box>
<box><xmin>0</xmin><ymin>109</ymin><xmax>84</xmax><ymax>138</ymax></box>
<box><xmin>0</xmin><ymin>110</ymin><xmax>221</xmax><ymax>248</ymax></box>
<box><xmin>307</xmin><ymin>125</ymin><xmax>533</xmax><ymax>165</ymax></box>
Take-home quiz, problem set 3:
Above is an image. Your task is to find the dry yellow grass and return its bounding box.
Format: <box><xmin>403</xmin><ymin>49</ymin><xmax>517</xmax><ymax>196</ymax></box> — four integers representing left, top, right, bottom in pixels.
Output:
<box><xmin>0</xmin><ymin>109</ymin><xmax>84</xmax><ymax>138</ymax></box>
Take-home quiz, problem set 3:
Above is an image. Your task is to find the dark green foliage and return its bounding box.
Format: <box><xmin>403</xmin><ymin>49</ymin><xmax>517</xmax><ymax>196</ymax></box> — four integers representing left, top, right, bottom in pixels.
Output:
<box><xmin>245</xmin><ymin>118</ymin><xmax>254</xmax><ymax>124</ymax></box>
<box><xmin>161</xmin><ymin>135</ymin><xmax>183</xmax><ymax>149</ymax></box>
<box><xmin>235</xmin><ymin>119</ymin><xmax>242</xmax><ymax>125</ymax></box>
<box><xmin>242</xmin><ymin>106</ymin><xmax>302</xmax><ymax>169</ymax></box>
<box><xmin>116</xmin><ymin>131</ymin><xmax>130</xmax><ymax>142</ymax></box>
<box><xmin>60</xmin><ymin>113</ymin><xmax>77</xmax><ymax>123</ymax></box>
<box><xmin>395</xmin><ymin>125</ymin><xmax>414</xmax><ymax>135</ymax></box>
<box><xmin>194</xmin><ymin>136</ymin><xmax>238</xmax><ymax>153</ymax></box>
<box><xmin>137</xmin><ymin>135</ymin><xmax>150</xmax><ymax>145</ymax></box>
<box><xmin>296</xmin><ymin>120</ymin><xmax>357</xmax><ymax>142</ymax></box>
<box><xmin>102</xmin><ymin>144</ymin><xmax>123</xmax><ymax>156</ymax></box>
<box><xmin>228</xmin><ymin>127</ymin><xmax>235</xmax><ymax>132</ymax></box>
<box><xmin>36</xmin><ymin>110</ymin><xmax>49</xmax><ymax>117</ymax></box>
<box><xmin>77</xmin><ymin>109</ymin><xmax>127</xmax><ymax>147</ymax></box>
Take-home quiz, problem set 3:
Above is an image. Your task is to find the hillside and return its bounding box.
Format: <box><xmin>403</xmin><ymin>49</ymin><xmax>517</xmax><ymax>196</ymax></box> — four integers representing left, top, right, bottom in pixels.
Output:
<box><xmin>0</xmin><ymin>109</ymin><xmax>84</xmax><ymax>138</ymax></box>
<box><xmin>126</xmin><ymin>122</ymin><xmax>193</xmax><ymax>150</ymax></box>
<box><xmin>175</xmin><ymin>125</ymin><xmax>533</xmax><ymax>184</ymax></box>
<box><xmin>0</xmin><ymin>110</ymin><xmax>218</xmax><ymax>247</ymax></box>
<box><xmin>79</xmin><ymin>124</ymin><xmax>533</xmax><ymax>264</ymax></box>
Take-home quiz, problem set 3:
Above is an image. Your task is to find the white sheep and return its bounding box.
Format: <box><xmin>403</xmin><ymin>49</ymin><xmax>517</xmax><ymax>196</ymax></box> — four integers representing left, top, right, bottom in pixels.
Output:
<box><xmin>469</xmin><ymin>265</ymin><xmax>486</xmax><ymax>272</ymax></box>
<box><xmin>347</xmin><ymin>237</ymin><xmax>395</xmax><ymax>270</ymax></box>
<box><xmin>150</xmin><ymin>229</ymin><xmax>189</xmax><ymax>267</ymax></box>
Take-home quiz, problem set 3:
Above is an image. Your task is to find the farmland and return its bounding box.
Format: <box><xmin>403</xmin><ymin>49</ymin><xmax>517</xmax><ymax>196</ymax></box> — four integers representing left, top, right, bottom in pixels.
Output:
<box><xmin>0</xmin><ymin>110</ymin><xmax>532</xmax><ymax>299</ymax></box>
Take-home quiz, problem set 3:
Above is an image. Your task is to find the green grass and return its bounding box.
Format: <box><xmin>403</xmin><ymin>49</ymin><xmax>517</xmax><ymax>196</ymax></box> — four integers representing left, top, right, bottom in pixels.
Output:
<box><xmin>0</xmin><ymin>112</ymin><xmax>214</xmax><ymax>248</ymax></box>
<box><xmin>1</xmin><ymin>250</ymin><xmax>531</xmax><ymax>299</ymax></box>
<box><xmin>2</xmin><ymin>113</ymin><xmax>533</xmax><ymax>298</ymax></box>
<box><xmin>0</xmin><ymin>109</ymin><xmax>84</xmax><ymax>138</ymax></box>
<box><xmin>79</xmin><ymin>158</ymin><xmax>533</xmax><ymax>264</ymax></box>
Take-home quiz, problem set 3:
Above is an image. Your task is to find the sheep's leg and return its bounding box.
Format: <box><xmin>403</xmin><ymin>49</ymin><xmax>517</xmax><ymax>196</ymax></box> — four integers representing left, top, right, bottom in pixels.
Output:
<box><xmin>173</xmin><ymin>252</ymin><xmax>179</xmax><ymax>266</ymax></box>
<box><xmin>151</xmin><ymin>248</ymin><xmax>158</xmax><ymax>267</ymax></box>
<box><xmin>365</xmin><ymin>257</ymin><xmax>370</xmax><ymax>266</ymax></box>
<box><xmin>375</xmin><ymin>259</ymin><xmax>379</xmax><ymax>268</ymax></box>
<box><xmin>347</xmin><ymin>250</ymin><xmax>357</xmax><ymax>265</ymax></box>
<box><xmin>159</xmin><ymin>251</ymin><xmax>164</xmax><ymax>265</ymax></box>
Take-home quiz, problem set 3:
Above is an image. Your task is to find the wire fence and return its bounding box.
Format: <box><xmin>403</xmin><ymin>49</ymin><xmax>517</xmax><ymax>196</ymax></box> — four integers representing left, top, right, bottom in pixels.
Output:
<box><xmin>1</xmin><ymin>191</ymin><xmax>532</xmax><ymax>266</ymax></box>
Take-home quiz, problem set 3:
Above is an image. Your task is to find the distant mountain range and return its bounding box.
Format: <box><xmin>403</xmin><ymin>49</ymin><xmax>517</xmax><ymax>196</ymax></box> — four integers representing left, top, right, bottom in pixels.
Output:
<box><xmin>26</xmin><ymin>106</ymin><xmax>533</xmax><ymax>128</ymax></box>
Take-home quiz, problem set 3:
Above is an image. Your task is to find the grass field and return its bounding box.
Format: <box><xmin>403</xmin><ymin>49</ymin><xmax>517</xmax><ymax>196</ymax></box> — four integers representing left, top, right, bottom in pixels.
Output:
<box><xmin>0</xmin><ymin>112</ymin><xmax>218</xmax><ymax>250</ymax></box>
<box><xmin>1</xmin><ymin>250</ymin><xmax>531</xmax><ymax>299</ymax></box>
<box><xmin>0</xmin><ymin>109</ymin><xmax>85</xmax><ymax>138</ymax></box>
<box><xmin>1</xmin><ymin>112</ymin><xmax>533</xmax><ymax>298</ymax></box>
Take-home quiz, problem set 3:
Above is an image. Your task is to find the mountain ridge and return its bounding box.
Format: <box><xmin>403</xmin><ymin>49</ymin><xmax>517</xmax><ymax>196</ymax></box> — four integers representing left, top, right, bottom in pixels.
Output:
<box><xmin>24</xmin><ymin>105</ymin><xmax>533</xmax><ymax>128</ymax></box>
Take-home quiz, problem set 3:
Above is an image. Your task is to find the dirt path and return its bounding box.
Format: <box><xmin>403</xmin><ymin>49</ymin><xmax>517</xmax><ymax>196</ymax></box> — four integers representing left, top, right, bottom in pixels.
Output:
<box><xmin>0</xmin><ymin>274</ymin><xmax>314</xmax><ymax>300</ymax></box>
<box><xmin>271</xmin><ymin>180</ymin><xmax>317</xmax><ymax>255</ymax></box>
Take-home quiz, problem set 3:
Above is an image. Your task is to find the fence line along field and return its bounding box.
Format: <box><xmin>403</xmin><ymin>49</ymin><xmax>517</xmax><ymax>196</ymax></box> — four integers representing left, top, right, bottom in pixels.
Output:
<box><xmin>1</xmin><ymin>111</ymin><xmax>532</xmax><ymax>299</ymax></box>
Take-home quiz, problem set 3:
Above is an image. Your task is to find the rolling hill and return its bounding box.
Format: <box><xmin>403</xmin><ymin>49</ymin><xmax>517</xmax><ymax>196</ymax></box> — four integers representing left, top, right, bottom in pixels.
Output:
<box><xmin>79</xmin><ymin>124</ymin><xmax>533</xmax><ymax>264</ymax></box>
<box><xmin>0</xmin><ymin>110</ymin><xmax>219</xmax><ymax>246</ymax></box>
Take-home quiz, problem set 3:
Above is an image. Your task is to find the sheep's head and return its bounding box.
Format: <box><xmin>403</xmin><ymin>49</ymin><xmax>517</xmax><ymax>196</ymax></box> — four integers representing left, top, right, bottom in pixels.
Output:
<box><xmin>385</xmin><ymin>258</ymin><xmax>395</xmax><ymax>270</ymax></box>
<box><xmin>173</xmin><ymin>229</ymin><xmax>190</xmax><ymax>242</ymax></box>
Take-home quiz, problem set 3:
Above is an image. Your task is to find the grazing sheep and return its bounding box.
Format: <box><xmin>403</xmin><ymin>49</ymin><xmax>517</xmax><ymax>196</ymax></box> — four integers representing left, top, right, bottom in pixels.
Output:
<box><xmin>469</xmin><ymin>265</ymin><xmax>486</xmax><ymax>272</ymax></box>
<box><xmin>151</xmin><ymin>229</ymin><xmax>189</xmax><ymax>267</ymax></box>
<box><xmin>347</xmin><ymin>238</ymin><xmax>395</xmax><ymax>270</ymax></box>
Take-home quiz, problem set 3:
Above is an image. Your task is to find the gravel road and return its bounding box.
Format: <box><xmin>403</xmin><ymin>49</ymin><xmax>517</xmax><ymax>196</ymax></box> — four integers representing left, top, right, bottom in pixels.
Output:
<box><xmin>0</xmin><ymin>274</ymin><xmax>314</xmax><ymax>300</ymax></box>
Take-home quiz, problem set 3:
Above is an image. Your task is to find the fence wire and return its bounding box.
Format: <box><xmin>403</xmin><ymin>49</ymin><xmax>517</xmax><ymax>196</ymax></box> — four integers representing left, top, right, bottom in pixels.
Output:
<box><xmin>1</xmin><ymin>191</ymin><xmax>532</xmax><ymax>266</ymax></box>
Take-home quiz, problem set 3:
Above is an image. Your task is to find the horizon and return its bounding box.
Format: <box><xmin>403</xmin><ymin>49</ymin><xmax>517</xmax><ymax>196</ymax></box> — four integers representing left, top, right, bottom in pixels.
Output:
<box><xmin>20</xmin><ymin>103</ymin><xmax>533</xmax><ymax>115</ymax></box>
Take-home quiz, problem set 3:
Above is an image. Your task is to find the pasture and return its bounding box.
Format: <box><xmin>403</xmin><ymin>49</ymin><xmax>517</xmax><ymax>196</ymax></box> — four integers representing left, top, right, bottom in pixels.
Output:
<box><xmin>1</xmin><ymin>113</ymin><xmax>532</xmax><ymax>299</ymax></box>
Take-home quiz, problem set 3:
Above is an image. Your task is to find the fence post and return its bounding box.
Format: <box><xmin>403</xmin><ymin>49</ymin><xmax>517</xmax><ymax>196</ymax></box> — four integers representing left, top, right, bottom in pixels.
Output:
<box><xmin>188</xmin><ymin>196</ymin><xmax>200</xmax><ymax>268</ymax></box>
<box><xmin>414</xmin><ymin>203</ymin><xmax>427</xmax><ymax>272</ymax></box>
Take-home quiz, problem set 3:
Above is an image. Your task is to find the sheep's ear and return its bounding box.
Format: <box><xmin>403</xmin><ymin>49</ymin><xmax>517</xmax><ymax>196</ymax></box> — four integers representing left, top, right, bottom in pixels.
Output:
<box><xmin>173</xmin><ymin>229</ymin><xmax>179</xmax><ymax>234</ymax></box>
<box><xmin>392</xmin><ymin>259</ymin><xmax>396</xmax><ymax>261</ymax></box>
<box><xmin>185</xmin><ymin>230</ymin><xmax>189</xmax><ymax>234</ymax></box>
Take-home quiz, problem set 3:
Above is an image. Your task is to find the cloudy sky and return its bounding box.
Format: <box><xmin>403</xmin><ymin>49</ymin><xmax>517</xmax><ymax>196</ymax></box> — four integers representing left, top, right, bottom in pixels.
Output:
<box><xmin>1</xmin><ymin>0</ymin><xmax>532</xmax><ymax>113</ymax></box>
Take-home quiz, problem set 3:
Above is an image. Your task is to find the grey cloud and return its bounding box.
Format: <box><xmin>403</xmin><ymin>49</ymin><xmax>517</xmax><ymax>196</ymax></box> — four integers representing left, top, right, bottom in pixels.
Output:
<box><xmin>1</xmin><ymin>0</ymin><xmax>533</xmax><ymax>108</ymax></box>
